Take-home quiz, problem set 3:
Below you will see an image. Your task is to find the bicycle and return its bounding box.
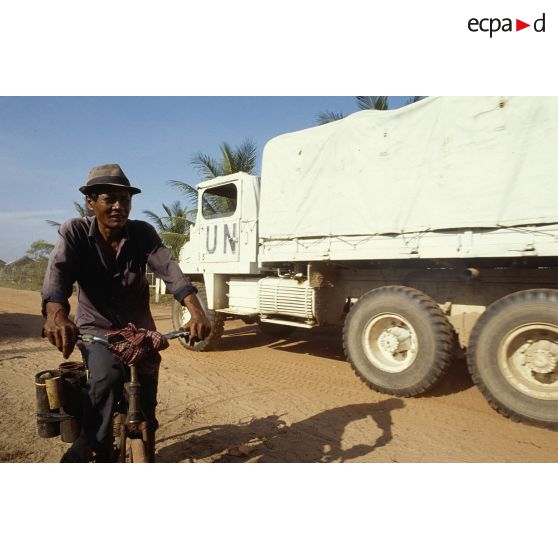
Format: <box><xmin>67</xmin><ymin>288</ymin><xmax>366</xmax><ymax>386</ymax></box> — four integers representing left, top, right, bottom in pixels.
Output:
<box><xmin>76</xmin><ymin>329</ymin><xmax>189</xmax><ymax>463</ymax></box>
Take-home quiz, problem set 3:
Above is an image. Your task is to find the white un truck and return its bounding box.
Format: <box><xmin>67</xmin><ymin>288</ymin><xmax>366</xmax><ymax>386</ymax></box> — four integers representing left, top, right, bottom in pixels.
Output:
<box><xmin>174</xmin><ymin>96</ymin><xmax>558</xmax><ymax>429</ymax></box>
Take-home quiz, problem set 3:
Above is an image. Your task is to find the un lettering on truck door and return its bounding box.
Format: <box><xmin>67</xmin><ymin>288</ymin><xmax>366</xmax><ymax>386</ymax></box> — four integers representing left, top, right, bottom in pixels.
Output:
<box><xmin>198</xmin><ymin>182</ymin><xmax>240</xmax><ymax>263</ymax></box>
<box><xmin>203</xmin><ymin>222</ymin><xmax>239</xmax><ymax>259</ymax></box>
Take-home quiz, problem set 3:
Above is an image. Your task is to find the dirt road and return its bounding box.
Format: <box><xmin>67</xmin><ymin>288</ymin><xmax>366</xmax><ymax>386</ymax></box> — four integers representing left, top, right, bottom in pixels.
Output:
<box><xmin>0</xmin><ymin>286</ymin><xmax>556</xmax><ymax>462</ymax></box>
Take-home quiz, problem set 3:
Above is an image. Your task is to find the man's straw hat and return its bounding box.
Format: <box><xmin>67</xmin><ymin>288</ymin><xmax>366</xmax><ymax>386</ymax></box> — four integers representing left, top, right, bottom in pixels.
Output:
<box><xmin>79</xmin><ymin>164</ymin><xmax>141</xmax><ymax>195</ymax></box>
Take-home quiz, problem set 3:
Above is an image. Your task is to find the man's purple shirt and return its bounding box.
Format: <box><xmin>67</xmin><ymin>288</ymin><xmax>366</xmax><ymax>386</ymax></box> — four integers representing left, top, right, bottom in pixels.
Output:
<box><xmin>41</xmin><ymin>216</ymin><xmax>196</xmax><ymax>334</ymax></box>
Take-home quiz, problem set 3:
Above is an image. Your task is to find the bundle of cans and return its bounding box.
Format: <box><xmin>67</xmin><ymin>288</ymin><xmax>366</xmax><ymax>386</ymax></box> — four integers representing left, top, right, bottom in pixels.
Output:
<box><xmin>35</xmin><ymin>362</ymin><xmax>87</xmax><ymax>443</ymax></box>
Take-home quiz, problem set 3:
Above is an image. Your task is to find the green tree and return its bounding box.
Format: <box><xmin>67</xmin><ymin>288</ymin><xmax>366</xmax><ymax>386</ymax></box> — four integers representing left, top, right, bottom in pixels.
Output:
<box><xmin>0</xmin><ymin>240</ymin><xmax>54</xmax><ymax>290</ymax></box>
<box><xmin>26</xmin><ymin>240</ymin><xmax>54</xmax><ymax>260</ymax></box>
<box><xmin>143</xmin><ymin>201</ymin><xmax>196</xmax><ymax>260</ymax></box>
<box><xmin>316</xmin><ymin>96</ymin><xmax>425</xmax><ymax>125</ymax></box>
<box><xmin>171</xmin><ymin>138</ymin><xmax>258</xmax><ymax>217</ymax></box>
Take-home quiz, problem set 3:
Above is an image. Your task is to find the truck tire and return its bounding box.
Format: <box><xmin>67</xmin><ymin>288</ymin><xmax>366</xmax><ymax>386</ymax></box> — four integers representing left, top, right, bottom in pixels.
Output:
<box><xmin>172</xmin><ymin>282</ymin><xmax>224</xmax><ymax>352</ymax></box>
<box><xmin>343</xmin><ymin>286</ymin><xmax>454</xmax><ymax>396</ymax></box>
<box><xmin>257</xmin><ymin>320</ymin><xmax>296</xmax><ymax>338</ymax></box>
<box><xmin>467</xmin><ymin>289</ymin><xmax>558</xmax><ymax>430</ymax></box>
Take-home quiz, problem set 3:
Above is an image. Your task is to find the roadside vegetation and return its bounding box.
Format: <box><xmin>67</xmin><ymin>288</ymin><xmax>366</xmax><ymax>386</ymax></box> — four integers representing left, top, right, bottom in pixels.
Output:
<box><xmin>143</xmin><ymin>201</ymin><xmax>195</xmax><ymax>260</ymax></box>
<box><xmin>0</xmin><ymin>240</ymin><xmax>54</xmax><ymax>291</ymax></box>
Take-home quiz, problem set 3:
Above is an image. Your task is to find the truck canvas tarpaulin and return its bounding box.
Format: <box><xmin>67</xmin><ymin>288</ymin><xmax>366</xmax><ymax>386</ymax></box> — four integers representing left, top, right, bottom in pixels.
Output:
<box><xmin>259</xmin><ymin>96</ymin><xmax>558</xmax><ymax>239</ymax></box>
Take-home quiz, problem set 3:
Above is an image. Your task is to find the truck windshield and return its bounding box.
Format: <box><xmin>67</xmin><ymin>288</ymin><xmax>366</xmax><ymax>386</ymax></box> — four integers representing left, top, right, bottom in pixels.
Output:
<box><xmin>202</xmin><ymin>183</ymin><xmax>238</xmax><ymax>219</ymax></box>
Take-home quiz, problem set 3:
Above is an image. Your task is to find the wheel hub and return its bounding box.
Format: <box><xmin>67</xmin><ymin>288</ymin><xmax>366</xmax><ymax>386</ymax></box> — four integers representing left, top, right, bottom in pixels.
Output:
<box><xmin>378</xmin><ymin>327</ymin><xmax>411</xmax><ymax>355</ymax></box>
<box><xmin>378</xmin><ymin>330</ymin><xmax>399</xmax><ymax>354</ymax></box>
<box><xmin>499</xmin><ymin>324</ymin><xmax>558</xmax><ymax>400</ymax></box>
<box><xmin>363</xmin><ymin>314</ymin><xmax>418</xmax><ymax>373</ymax></box>
<box><xmin>523</xmin><ymin>341</ymin><xmax>558</xmax><ymax>375</ymax></box>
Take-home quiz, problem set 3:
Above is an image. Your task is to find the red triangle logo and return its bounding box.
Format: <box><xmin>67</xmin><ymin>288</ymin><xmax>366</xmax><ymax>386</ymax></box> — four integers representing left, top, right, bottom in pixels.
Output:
<box><xmin>516</xmin><ymin>19</ymin><xmax>530</xmax><ymax>31</ymax></box>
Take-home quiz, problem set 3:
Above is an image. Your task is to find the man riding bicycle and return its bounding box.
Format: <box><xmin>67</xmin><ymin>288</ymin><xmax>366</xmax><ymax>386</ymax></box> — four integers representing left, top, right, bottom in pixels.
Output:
<box><xmin>41</xmin><ymin>163</ymin><xmax>210</xmax><ymax>463</ymax></box>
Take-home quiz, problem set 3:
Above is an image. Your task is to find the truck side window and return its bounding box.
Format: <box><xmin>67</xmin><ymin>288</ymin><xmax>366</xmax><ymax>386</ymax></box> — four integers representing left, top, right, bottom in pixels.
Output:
<box><xmin>202</xmin><ymin>183</ymin><xmax>238</xmax><ymax>219</ymax></box>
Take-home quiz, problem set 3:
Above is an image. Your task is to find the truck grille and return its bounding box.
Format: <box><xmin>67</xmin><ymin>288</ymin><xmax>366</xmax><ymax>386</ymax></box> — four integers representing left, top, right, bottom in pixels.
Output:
<box><xmin>257</xmin><ymin>278</ymin><xmax>314</xmax><ymax>320</ymax></box>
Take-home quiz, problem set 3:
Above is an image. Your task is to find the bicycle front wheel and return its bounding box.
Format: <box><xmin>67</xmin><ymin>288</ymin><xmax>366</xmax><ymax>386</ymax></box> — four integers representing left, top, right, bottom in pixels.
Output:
<box><xmin>129</xmin><ymin>438</ymin><xmax>147</xmax><ymax>463</ymax></box>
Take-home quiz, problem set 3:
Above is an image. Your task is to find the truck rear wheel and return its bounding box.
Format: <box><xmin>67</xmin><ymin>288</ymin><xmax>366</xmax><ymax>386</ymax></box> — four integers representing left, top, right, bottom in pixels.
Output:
<box><xmin>467</xmin><ymin>289</ymin><xmax>558</xmax><ymax>430</ymax></box>
<box><xmin>343</xmin><ymin>286</ymin><xmax>454</xmax><ymax>396</ymax></box>
<box><xmin>172</xmin><ymin>282</ymin><xmax>224</xmax><ymax>352</ymax></box>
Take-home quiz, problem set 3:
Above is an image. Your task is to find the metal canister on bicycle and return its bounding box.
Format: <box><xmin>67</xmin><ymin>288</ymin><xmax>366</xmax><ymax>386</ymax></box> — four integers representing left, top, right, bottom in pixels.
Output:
<box><xmin>58</xmin><ymin>361</ymin><xmax>87</xmax><ymax>442</ymax></box>
<box><xmin>34</xmin><ymin>362</ymin><xmax>87</xmax><ymax>442</ymax></box>
<box><xmin>35</xmin><ymin>370</ymin><xmax>62</xmax><ymax>438</ymax></box>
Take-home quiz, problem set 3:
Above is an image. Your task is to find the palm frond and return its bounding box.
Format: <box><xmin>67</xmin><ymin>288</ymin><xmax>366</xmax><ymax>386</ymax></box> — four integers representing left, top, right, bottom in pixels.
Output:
<box><xmin>356</xmin><ymin>96</ymin><xmax>389</xmax><ymax>111</ymax></box>
<box><xmin>168</xmin><ymin>180</ymin><xmax>198</xmax><ymax>207</ymax></box>
<box><xmin>202</xmin><ymin>197</ymin><xmax>219</xmax><ymax>216</ymax></box>
<box><xmin>406</xmin><ymin>96</ymin><xmax>424</xmax><ymax>105</ymax></box>
<box><xmin>161</xmin><ymin>203</ymin><xmax>173</xmax><ymax>218</ymax></box>
<box><xmin>165</xmin><ymin>215</ymin><xmax>192</xmax><ymax>234</ymax></box>
<box><xmin>145</xmin><ymin>201</ymin><xmax>195</xmax><ymax>234</ymax></box>
<box><xmin>73</xmin><ymin>200</ymin><xmax>93</xmax><ymax>217</ymax></box>
<box><xmin>45</xmin><ymin>219</ymin><xmax>61</xmax><ymax>228</ymax></box>
<box><xmin>316</xmin><ymin>110</ymin><xmax>345</xmax><ymax>125</ymax></box>
<box><xmin>219</xmin><ymin>139</ymin><xmax>258</xmax><ymax>175</ymax></box>
<box><xmin>190</xmin><ymin>152</ymin><xmax>222</xmax><ymax>180</ymax></box>
<box><xmin>143</xmin><ymin>210</ymin><xmax>166</xmax><ymax>230</ymax></box>
<box><xmin>220</xmin><ymin>142</ymin><xmax>235</xmax><ymax>176</ymax></box>
<box><xmin>74</xmin><ymin>202</ymin><xmax>85</xmax><ymax>217</ymax></box>
<box><xmin>159</xmin><ymin>231</ymin><xmax>189</xmax><ymax>260</ymax></box>
<box><xmin>160</xmin><ymin>231</ymin><xmax>190</xmax><ymax>243</ymax></box>
<box><xmin>173</xmin><ymin>139</ymin><xmax>259</xmax><ymax>218</ymax></box>
<box><xmin>169</xmin><ymin>200</ymin><xmax>183</xmax><ymax>215</ymax></box>
<box><xmin>232</xmin><ymin>139</ymin><xmax>257</xmax><ymax>173</ymax></box>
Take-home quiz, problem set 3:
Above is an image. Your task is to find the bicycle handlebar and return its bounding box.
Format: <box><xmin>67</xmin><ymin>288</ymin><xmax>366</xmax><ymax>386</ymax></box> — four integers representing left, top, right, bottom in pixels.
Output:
<box><xmin>162</xmin><ymin>331</ymin><xmax>191</xmax><ymax>341</ymax></box>
<box><xmin>77</xmin><ymin>330</ymin><xmax>190</xmax><ymax>346</ymax></box>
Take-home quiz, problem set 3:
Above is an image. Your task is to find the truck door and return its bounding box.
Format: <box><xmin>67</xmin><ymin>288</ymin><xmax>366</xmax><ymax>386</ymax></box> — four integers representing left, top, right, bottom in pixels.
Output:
<box><xmin>198</xmin><ymin>181</ymin><xmax>241</xmax><ymax>263</ymax></box>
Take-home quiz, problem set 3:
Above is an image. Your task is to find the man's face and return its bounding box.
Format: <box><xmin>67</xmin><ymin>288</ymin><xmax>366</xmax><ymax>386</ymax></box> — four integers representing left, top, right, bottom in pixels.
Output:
<box><xmin>87</xmin><ymin>189</ymin><xmax>132</xmax><ymax>231</ymax></box>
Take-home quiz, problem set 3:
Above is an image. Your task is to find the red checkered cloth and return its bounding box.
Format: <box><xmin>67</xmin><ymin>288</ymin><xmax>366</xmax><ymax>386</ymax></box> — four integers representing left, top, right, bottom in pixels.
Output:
<box><xmin>106</xmin><ymin>323</ymin><xmax>169</xmax><ymax>366</ymax></box>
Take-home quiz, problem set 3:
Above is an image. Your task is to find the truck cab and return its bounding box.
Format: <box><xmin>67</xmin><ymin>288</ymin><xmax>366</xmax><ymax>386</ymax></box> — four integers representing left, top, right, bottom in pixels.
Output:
<box><xmin>180</xmin><ymin>172</ymin><xmax>260</xmax><ymax>276</ymax></box>
<box><xmin>178</xmin><ymin>172</ymin><xmax>262</xmax><ymax>314</ymax></box>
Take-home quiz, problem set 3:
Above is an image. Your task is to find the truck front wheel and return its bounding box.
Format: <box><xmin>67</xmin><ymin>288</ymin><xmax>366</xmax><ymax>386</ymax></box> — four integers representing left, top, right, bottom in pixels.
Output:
<box><xmin>467</xmin><ymin>289</ymin><xmax>558</xmax><ymax>429</ymax></box>
<box><xmin>343</xmin><ymin>286</ymin><xmax>454</xmax><ymax>396</ymax></box>
<box><xmin>172</xmin><ymin>282</ymin><xmax>224</xmax><ymax>352</ymax></box>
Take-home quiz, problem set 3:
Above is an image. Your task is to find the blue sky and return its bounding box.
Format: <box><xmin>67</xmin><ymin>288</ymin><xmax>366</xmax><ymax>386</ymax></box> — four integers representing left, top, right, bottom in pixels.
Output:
<box><xmin>0</xmin><ymin>96</ymin><xmax>412</xmax><ymax>262</ymax></box>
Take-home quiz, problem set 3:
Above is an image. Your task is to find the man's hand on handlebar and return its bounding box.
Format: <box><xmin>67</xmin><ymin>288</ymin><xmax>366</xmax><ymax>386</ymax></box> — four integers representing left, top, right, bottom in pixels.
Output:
<box><xmin>181</xmin><ymin>293</ymin><xmax>211</xmax><ymax>344</ymax></box>
<box><xmin>43</xmin><ymin>302</ymin><xmax>79</xmax><ymax>359</ymax></box>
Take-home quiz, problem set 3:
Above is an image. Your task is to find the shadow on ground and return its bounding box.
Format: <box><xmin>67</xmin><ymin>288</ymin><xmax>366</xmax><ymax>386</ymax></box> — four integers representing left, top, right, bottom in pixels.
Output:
<box><xmin>219</xmin><ymin>323</ymin><xmax>345</xmax><ymax>362</ymax></box>
<box><xmin>422</xmin><ymin>359</ymin><xmax>474</xmax><ymax>398</ymax></box>
<box><xmin>156</xmin><ymin>399</ymin><xmax>405</xmax><ymax>463</ymax></box>
<box><xmin>217</xmin><ymin>325</ymin><xmax>273</xmax><ymax>351</ymax></box>
<box><xmin>0</xmin><ymin>312</ymin><xmax>45</xmax><ymax>341</ymax></box>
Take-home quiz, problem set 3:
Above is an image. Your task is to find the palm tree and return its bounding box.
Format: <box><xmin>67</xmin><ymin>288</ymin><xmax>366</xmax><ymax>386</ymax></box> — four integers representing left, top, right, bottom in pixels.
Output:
<box><xmin>46</xmin><ymin>201</ymin><xmax>93</xmax><ymax>228</ymax></box>
<box><xmin>316</xmin><ymin>96</ymin><xmax>425</xmax><ymax>125</ymax></box>
<box><xmin>143</xmin><ymin>201</ymin><xmax>195</xmax><ymax>260</ymax></box>
<box><xmin>170</xmin><ymin>138</ymin><xmax>258</xmax><ymax>217</ymax></box>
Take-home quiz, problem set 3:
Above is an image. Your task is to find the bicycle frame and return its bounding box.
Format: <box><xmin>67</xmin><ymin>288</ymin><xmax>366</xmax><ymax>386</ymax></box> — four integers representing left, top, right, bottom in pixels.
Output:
<box><xmin>77</xmin><ymin>330</ymin><xmax>189</xmax><ymax>463</ymax></box>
